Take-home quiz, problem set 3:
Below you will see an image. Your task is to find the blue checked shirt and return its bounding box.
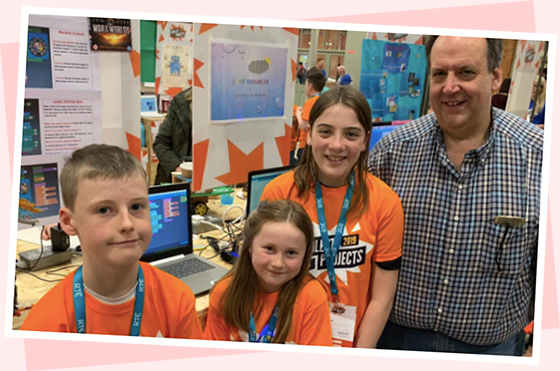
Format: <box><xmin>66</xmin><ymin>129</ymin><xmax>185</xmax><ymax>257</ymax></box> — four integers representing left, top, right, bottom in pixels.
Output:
<box><xmin>368</xmin><ymin>108</ymin><xmax>543</xmax><ymax>346</ymax></box>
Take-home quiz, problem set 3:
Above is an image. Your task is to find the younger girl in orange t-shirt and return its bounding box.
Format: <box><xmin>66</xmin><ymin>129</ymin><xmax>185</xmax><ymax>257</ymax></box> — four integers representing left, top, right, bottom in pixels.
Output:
<box><xmin>204</xmin><ymin>200</ymin><xmax>332</xmax><ymax>346</ymax></box>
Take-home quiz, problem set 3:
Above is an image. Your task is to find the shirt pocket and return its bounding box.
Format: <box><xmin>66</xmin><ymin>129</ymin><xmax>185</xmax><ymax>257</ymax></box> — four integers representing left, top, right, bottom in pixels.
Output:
<box><xmin>479</xmin><ymin>219</ymin><xmax>530</xmax><ymax>275</ymax></box>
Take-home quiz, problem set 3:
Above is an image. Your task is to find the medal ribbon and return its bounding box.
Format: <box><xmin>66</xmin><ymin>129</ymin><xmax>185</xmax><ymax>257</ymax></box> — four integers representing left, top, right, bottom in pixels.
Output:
<box><xmin>315</xmin><ymin>171</ymin><xmax>355</xmax><ymax>301</ymax></box>
<box><xmin>73</xmin><ymin>264</ymin><xmax>145</xmax><ymax>336</ymax></box>
<box><xmin>248</xmin><ymin>307</ymin><xmax>278</xmax><ymax>343</ymax></box>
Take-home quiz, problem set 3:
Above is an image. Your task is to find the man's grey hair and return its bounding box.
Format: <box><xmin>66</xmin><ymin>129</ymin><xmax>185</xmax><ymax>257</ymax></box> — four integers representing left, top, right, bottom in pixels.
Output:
<box><xmin>424</xmin><ymin>36</ymin><xmax>503</xmax><ymax>72</ymax></box>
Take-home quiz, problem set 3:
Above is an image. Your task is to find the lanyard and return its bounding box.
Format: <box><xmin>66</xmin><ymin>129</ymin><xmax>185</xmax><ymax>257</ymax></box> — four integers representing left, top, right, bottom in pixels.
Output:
<box><xmin>248</xmin><ymin>307</ymin><xmax>278</xmax><ymax>343</ymax></box>
<box><xmin>315</xmin><ymin>171</ymin><xmax>355</xmax><ymax>301</ymax></box>
<box><xmin>73</xmin><ymin>264</ymin><xmax>145</xmax><ymax>336</ymax></box>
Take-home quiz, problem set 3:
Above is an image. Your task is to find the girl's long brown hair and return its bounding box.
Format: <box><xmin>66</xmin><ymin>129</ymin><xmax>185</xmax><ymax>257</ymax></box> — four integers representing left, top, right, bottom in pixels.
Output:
<box><xmin>294</xmin><ymin>85</ymin><xmax>372</xmax><ymax>218</ymax></box>
<box><xmin>216</xmin><ymin>200</ymin><xmax>315</xmax><ymax>343</ymax></box>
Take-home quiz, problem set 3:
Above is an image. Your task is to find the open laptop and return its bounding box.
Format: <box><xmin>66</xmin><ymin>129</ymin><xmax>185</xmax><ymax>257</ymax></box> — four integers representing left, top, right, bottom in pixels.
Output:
<box><xmin>140</xmin><ymin>183</ymin><xmax>229</xmax><ymax>295</ymax></box>
<box><xmin>246</xmin><ymin>166</ymin><xmax>293</xmax><ymax>216</ymax></box>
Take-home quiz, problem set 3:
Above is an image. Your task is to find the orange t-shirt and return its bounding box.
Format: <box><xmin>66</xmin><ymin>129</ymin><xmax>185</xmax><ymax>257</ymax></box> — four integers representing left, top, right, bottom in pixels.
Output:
<box><xmin>261</xmin><ymin>171</ymin><xmax>403</xmax><ymax>347</ymax></box>
<box><xmin>21</xmin><ymin>262</ymin><xmax>203</xmax><ymax>339</ymax></box>
<box><xmin>204</xmin><ymin>276</ymin><xmax>333</xmax><ymax>346</ymax></box>
<box><xmin>298</xmin><ymin>95</ymin><xmax>320</xmax><ymax>149</ymax></box>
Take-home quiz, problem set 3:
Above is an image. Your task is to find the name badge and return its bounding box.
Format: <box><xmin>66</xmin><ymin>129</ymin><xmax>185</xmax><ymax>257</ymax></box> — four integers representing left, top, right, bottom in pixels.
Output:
<box><xmin>329</xmin><ymin>302</ymin><xmax>356</xmax><ymax>343</ymax></box>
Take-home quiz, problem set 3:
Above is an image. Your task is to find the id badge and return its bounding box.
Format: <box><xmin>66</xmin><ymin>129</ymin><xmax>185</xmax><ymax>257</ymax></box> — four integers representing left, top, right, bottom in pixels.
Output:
<box><xmin>329</xmin><ymin>302</ymin><xmax>356</xmax><ymax>342</ymax></box>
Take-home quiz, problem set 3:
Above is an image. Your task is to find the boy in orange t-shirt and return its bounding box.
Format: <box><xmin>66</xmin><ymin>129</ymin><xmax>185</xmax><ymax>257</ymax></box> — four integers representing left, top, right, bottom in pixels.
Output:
<box><xmin>21</xmin><ymin>144</ymin><xmax>202</xmax><ymax>339</ymax></box>
<box><xmin>293</xmin><ymin>67</ymin><xmax>326</xmax><ymax>165</ymax></box>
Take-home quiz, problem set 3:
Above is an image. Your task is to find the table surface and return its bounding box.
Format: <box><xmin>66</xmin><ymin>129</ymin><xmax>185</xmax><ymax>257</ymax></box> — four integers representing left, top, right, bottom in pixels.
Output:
<box><xmin>12</xmin><ymin>191</ymin><xmax>246</xmax><ymax>330</ymax></box>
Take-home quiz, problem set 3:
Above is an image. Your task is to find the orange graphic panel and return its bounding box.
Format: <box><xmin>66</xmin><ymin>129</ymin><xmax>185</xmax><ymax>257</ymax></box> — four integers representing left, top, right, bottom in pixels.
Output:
<box><xmin>199</xmin><ymin>24</ymin><xmax>218</xmax><ymax>35</ymax></box>
<box><xmin>215</xmin><ymin>141</ymin><xmax>264</xmax><ymax>186</ymax></box>
<box><xmin>240</xmin><ymin>25</ymin><xmax>263</xmax><ymax>31</ymax></box>
<box><xmin>129</xmin><ymin>49</ymin><xmax>141</xmax><ymax>78</ymax></box>
<box><xmin>275</xmin><ymin>123</ymin><xmax>292</xmax><ymax>167</ymax></box>
<box><xmin>282</xmin><ymin>28</ymin><xmax>299</xmax><ymax>36</ymax></box>
<box><xmin>155</xmin><ymin>76</ymin><xmax>161</xmax><ymax>94</ymax></box>
<box><xmin>193</xmin><ymin>139</ymin><xmax>210</xmax><ymax>192</ymax></box>
<box><xmin>164</xmin><ymin>87</ymin><xmax>183</xmax><ymax>98</ymax></box>
<box><xmin>291</xmin><ymin>59</ymin><xmax>297</xmax><ymax>82</ymax></box>
<box><xmin>126</xmin><ymin>132</ymin><xmax>142</xmax><ymax>161</ymax></box>
<box><xmin>158</xmin><ymin>21</ymin><xmax>168</xmax><ymax>30</ymax></box>
<box><xmin>193</xmin><ymin>59</ymin><xmax>205</xmax><ymax>89</ymax></box>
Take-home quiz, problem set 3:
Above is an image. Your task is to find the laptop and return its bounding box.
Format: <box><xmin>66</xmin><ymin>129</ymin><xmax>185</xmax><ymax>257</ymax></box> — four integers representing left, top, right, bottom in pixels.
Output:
<box><xmin>140</xmin><ymin>183</ymin><xmax>229</xmax><ymax>295</ymax></box>
<box><xmin>246</xmin><ymin>166</ymin><xmax>293</xmax><ymax>216</ymax></box>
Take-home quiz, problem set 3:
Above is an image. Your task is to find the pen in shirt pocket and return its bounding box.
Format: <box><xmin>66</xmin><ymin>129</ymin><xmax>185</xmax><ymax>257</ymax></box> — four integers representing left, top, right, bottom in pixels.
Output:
<box><xmin>494</xmin><ymin>216</ymin><xmax>526</xmax><ymax>272</ymax></box>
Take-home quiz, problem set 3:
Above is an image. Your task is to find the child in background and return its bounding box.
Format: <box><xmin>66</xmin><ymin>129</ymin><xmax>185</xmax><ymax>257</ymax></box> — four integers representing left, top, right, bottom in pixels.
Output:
<box><xmin>21</xmin><ymin>144</ymin><xmax>202</xmax><ymax>338</ymax></box>
<box><xmin>204</xmin><ymin>200</ymin><xmax>332</xmax><ymax>346</ymax></box>
<box><xmin>294</xmin><ymin>67</ymin><xmax>326</xmax><ymax>165</ymax></box>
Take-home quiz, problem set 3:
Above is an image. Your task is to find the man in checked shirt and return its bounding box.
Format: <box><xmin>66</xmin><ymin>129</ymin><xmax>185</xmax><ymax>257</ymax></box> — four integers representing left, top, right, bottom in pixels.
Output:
<box><xmin>368</xmin><ymin>36</ymin><xmax>543</xmax><ymax>355</ymax></box>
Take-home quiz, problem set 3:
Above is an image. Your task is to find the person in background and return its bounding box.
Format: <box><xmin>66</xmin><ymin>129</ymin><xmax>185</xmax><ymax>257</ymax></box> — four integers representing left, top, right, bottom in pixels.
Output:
<box><xmin>293</xmin><ymin>67</ymin><xmax>326</xmax><ymax>165</ymax></box>
<box><xmin>204</xmin><ymin>200</ymin><xmax>333</xmax><ymax>345</ymax></box>
<box><xmin>337</xmin><ymin>65</ymin><xmax>352</xmax><ymax>86</ymax></box>
<box><xmin>261</xmin><ymin>86</ymin><xmax>404</xmax><ymax>348</ymax></box>
<box><xmin>297</xmin><ymin>62</ymin><xmax>307</xmax><ymax>84</ymax></box>
<box><xmin>491</xmin><ymin>77</ymin><xmax>511</xmax><ymax>110</ymax></box>
<box><xmin>325</xmin><ymin>78</ymin><xmax>337</xmax><ymax>90</ymax></box>
<box><xmin>369</xmin><ymin>36</ymin><xmax>542</xmax><ymax>355</ymax></box>
<box><xmin>153</xmin><ymin>88</ymin><xmax>193</xmax><ymax>185</ymax></box>
<box><xmin>22</xmin><ymin>144</ymin><xmax>203</xmax><ymax>338</ymax></box>
<box><xmin>316</xmin><ymin>58</ymin><xmax>327</xmax><ymax>78</ymax></box>
<box><xmin>529</xmin><ymin>75</ymin><xmax>546</xmax><ymax>126</ymax></box>
<box><xmin>290</xmin><ymin>105</ymin><xmax>301</xmax><ymax>167</ymax></box>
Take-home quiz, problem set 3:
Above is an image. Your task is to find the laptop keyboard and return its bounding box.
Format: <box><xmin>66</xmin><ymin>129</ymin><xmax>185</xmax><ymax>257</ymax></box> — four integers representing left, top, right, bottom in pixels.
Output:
<box><xmin>159</xmin><ymin>258</ymin><xmax>215</xmax><ymax>278</ymax></box>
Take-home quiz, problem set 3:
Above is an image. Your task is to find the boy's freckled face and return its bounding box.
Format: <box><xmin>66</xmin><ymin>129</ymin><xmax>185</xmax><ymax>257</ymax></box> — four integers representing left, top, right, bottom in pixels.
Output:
<box><xmin>70</xmin><ymin>175</ymin><xmax>152</xmax><ymax>269</ymax></box>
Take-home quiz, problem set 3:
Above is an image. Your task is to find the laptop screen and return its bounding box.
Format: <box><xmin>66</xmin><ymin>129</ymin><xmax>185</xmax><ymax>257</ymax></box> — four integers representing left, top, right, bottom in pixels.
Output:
<box><xmin>247</xmin><ymin>166</ymin><xmax>292</xmax><ymax>216</ymax></box>
<box><xmin>141</xmin><ymin>183</ymin><xmax>193</xmax><ymax>262</ymax></box>
<box><xmin>369</xmin><ymin>122</ymin><xmax>400</xmax><ymax>151</ymax></box>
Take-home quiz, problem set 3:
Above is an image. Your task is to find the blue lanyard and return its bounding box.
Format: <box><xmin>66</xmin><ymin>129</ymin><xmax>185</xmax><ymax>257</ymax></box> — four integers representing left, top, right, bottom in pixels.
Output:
<box><xmin>73</xmin><ymin>264</ymin><xmax>145</xmax><ymax>336</ymax></box>
<box><xmin>248</xmin><ymin>307</ymin><xmax>278</xmax><ymax>343</ymax></box>
<box><xmin>315</xmin><ymin>171</ymin><xmax>355</xmax><ymax>301</ymax></box>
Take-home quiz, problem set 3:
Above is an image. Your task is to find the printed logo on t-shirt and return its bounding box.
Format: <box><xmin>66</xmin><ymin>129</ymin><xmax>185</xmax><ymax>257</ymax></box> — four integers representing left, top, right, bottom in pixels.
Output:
<box><xmin>309</xmin><ymin>229</ymin><xmax>373</xmax><ymax>285</ymax></box>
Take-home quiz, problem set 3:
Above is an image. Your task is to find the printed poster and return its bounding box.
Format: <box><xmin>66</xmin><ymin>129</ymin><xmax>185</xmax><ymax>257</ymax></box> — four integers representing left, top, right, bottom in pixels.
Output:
<box><xmin>161</xmin><ymin>43</ymin><xmax>191</xmax><ymax>91</ymax></box>
<box><xmin>210</xmin><ymin>42</ymin><xmax>287</xmax><ymax>122</ymax></box>
<box><xmin>89</xmin><ymin>18</ymin><xmax>132</xmax><ymax>51</ymax></box>
<box><xmin>26</xmin><ymin>24</ymin><xmax>93</xmax><ymax>89</ymax></box>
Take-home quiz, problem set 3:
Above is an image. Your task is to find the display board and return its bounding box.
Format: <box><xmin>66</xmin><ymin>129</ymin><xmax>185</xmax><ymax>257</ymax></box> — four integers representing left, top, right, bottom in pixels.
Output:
<box><xmin>366</xmin><ymin>32</ymin><xmax>423</xmax><ymax>45</ymax></box>
<box><xmin>360</xmin><ymin>39</ymin><xmax>426</xmax><ymax>122</ymax></box>
<box><xmin>19</xmin><ymin>15</ymin><xmax>141</xmax><ymax>228</ymax></box>
<box><xmin>191</xmin><ymin>24</ymin><xmax>298</xmax><ymax>192</ymax></box>
<box><xmin>20</xmin><ymin>16</ymin><xmax>104</xmax><ymax>228</ymax></box>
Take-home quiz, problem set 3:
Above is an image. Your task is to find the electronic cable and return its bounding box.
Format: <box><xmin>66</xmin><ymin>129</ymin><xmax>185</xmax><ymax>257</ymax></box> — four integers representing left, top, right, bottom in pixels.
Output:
<box><xmin>15</xmin><ymin>266</ymin><xmax>63</xmax><ymax>283</ymax></box>
<box><xmin>25</xmin><ymin>226</ymin><xmax>46</xmax><ymax>272</ymax></box>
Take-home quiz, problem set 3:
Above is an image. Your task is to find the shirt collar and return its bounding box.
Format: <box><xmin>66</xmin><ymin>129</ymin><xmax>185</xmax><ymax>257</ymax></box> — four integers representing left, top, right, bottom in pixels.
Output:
<box><xmin>434</xmin><ymin>109</ymin><xmax>496</xmax><ymax>165</ymax></box>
